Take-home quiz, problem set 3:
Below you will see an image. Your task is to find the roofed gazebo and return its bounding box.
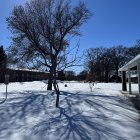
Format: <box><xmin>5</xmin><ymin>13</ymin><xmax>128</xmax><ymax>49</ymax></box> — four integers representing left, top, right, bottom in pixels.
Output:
<box><xmin>119</xmin><ymin>54</ymin><xmax>140</xmax><ymax>98</ymax></box>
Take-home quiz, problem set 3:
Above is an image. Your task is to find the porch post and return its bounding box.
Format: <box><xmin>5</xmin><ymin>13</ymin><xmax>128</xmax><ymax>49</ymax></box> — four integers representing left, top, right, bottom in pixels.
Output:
<box><xmin>122</xmin><ymin>71</ymin><xmax>127</xmax><ymax>91</ymax></box>
<box><xmin>137</xmin><ymin>63</ymin><xmax>140</xmax><ymax>99</ymax></box>
<box><xmin>128</xmin><ymin>68</ymin><xmax>132</xmax><ymax>94</ymax></box>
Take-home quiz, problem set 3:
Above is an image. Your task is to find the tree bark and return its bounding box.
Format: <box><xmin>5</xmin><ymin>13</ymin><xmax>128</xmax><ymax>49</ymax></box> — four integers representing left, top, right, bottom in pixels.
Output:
<box><xmin>105</xmin><ymin>70</ymin><xmax>109</xmax><ymax>83</ymax></box>
<box><xmin>47</xmin><ymin>79</ymin><xmax>53</xmax><ymax>90</ymax></box>
<box><xmin>116</xmin><ymin>65</ymin><xmax>119</xmax><ymax>76</ymax></box>
<box><xmin>47</xmin><ymin>61</ymin><xmax>60</xmax><ymax>107</ymax></box>
<box><xmin>53</xmin><ymin>80</ymin><xmax>60</xmax><ymax>108</ymax></box>
<box><xmin>47</xmin><ymin>67</ymin><xmax>53</xmax><ymax>90</ymax></box>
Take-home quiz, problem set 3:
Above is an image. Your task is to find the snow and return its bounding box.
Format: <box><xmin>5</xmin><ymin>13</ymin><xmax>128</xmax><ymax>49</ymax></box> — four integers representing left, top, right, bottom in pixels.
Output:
<box><xmin>0</xmin><ymin>81</ymin><xmax>140</xmax><ymax>140</ymax></box>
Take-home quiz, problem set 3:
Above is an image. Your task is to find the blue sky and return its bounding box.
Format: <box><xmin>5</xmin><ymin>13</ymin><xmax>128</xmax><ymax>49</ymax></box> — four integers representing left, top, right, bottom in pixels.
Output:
<box><xmin>0</xmin><ymin>0</ymin><xmax>140</xmax><ymax>51</ymax></box>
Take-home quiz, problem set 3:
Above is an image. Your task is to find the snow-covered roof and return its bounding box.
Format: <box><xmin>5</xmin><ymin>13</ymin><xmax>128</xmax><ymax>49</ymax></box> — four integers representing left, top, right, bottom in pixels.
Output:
<box><xmin>119</xmin><ymin>54</ymin><xmax>140</xmax><ymax>71</ymax></box>
<box><xmin>7</xmin><ymin>67</ymin><xmax>49</xmax><ymax>73</ymax></box>
<box><xmin>131</xmin><ymin>74</ymin><xmax>138</xmax><ymax>78</ymax></box>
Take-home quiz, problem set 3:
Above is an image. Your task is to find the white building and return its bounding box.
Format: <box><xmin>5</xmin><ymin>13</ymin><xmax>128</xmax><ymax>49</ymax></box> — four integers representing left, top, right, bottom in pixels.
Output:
<box><xmin>119</xmin><ymin>54</ymin><xmax>140</xmax><ymax>98</ymax></box>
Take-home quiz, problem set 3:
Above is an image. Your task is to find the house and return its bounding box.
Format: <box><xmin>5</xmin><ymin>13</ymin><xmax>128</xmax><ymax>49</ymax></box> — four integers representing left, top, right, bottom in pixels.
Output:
<box><xmin>0</xmin><ymin>67</ymin><xmax>48</xmax><ymax>83</ymax></box>
<box><xmin>109</xmin><ymin>75</ymin><xmax>121</xmax><ymax>83</ymax></box>
<box><xmin>118</xmin><ymin>54</ymin><xmax>140</xmax><ymax>95</ymax></box>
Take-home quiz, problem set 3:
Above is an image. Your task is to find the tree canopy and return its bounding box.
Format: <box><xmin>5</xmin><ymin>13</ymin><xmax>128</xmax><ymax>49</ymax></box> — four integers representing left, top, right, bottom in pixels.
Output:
<box><xmin>7</xmin><ymin>0</ymin><xmax>91</xmax><ymax>107</ymax></box>
<box><xmin>84</xmin><ymin>44</ymin><xmax>140</xmax><ymax>82</ymax></box>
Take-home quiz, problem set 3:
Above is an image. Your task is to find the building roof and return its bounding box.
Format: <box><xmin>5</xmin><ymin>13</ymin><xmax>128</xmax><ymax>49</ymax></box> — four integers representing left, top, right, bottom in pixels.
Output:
<box><xmin>7</xmin><ymin>67</ymin><xmax>49</xmax><ymax>73</ymax></box>
<box><xmin>131</xmin><ymin>74</ymin><xmax>138</xmax><ymax>78</ymax></box>
<box><xmin>119</xmin><ymin>54</ymin><xmax>140</xmax><ymax>71</ymax></box>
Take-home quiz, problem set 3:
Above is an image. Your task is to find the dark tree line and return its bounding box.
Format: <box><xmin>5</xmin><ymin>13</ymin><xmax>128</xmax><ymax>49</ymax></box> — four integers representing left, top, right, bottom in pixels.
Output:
<box><xmin>57</xmin><ymin>70</ymin><xmax>76</xmax><ymax>81</ymax></box>
<box><xmin>84</xmin><ymin>42</ymin><xmax>140</xmax><ymax>82</ymax></box>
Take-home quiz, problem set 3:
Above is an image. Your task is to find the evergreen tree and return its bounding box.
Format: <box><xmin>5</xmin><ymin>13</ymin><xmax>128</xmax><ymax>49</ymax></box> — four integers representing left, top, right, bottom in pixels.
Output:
<box><xmin>0</xmin><ymin>46</ymin><xmax>7</xmax><ymax>82</ymax></box>
<box><xmin>0</xmin><ymin>45</ymin><xmax>7</xmax><ymax>68</ymax></box>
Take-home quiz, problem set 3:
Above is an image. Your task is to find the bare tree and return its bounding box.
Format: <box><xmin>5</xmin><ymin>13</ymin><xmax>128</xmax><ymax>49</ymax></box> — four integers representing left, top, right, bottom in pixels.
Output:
<box><xmin>7</xmin><ymin>0</ymin><xmax>91</xmax><ymax>107</ymax></box>
<box><xmin>100</xmin><ymin>49</ymin><xmax>112</xmax><ymax>82</ymax></box>
<box><xmin>128</xmin><ymin>40</ymin><xmax>140</xmax><ymax>60</ymax></box>
<box><xmin>109</xmin><ymin>45</ymin><xmax>128</xmax><ymax>76</ymax></box>
<box><xmin>84</xmin><ymin>46</ymin><xmax>128</xmax><ymax>82</ymax></box>
<box><xmin>84</xmin><ymin>47</ymin><xmax>106</xmax><ymax>82</ymax></box>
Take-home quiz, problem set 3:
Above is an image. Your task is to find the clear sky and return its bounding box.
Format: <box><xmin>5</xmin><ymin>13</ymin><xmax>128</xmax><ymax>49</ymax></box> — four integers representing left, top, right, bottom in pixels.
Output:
<box><xmin>0</xmin><ymin>0</ymin><xmax>140</xmax><ymax>51</ymax></box>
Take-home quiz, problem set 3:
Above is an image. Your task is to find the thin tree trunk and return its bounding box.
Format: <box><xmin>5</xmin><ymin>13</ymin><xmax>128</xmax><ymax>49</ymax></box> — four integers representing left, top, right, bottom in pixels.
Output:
<box><xmin>48</xmin><ymin>61</ymin><xmax>60</xmax><ymax>107</ymax></box>
<box><xmin>53</xmin><ymin>80</ymin><xmax>60</xmax><ymax>108</ymax></box>
<box><xmin>116</xmin><ymin>66</ymin><xmax>118</xmax><ymax>76</ymax></box>
<box><xmin>56</xmin><ymin>91</ymin><xmax>60</xmax><ymax>108</ymax></box>
<box><xmin>47</xmin><ymin>78</ymin><xmax>53</xmax><ymax>90</ymax></box>
<box><xmin>105</xmin><ymin>67</ymin><xmax>109</xmax><ymax>83</ymax></box>
<box><xmin>47</xmin><ymin>68</ymin><xmax>53</xmax><ymax>90</ymax></box>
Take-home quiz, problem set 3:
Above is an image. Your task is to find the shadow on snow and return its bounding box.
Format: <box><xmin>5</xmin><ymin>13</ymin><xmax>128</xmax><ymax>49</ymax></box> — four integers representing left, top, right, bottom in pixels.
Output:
<box><xmin>0</xmin><ymin>90</ymin><xmax>140</xmax><ymax>140</ymax></box>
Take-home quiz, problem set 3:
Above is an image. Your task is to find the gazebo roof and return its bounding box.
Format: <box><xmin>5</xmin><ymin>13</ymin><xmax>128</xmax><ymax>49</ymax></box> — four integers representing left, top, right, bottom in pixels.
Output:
<box><xmin>119</xmin><ymin>54</ymin><xmax>140</xmax><ymax>71</ymax></box>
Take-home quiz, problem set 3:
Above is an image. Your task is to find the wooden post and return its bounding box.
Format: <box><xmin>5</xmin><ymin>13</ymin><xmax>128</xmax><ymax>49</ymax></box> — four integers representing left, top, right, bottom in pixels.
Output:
<box><xmin>122</xmin><ymin>71</ymin><xmax>127</xmax><ymax>91</ymax></box>
<box><xmin>5</xmin><ymin>74</ymin><xmax>9</xmax><ymax>100</ymax></box>
<box><xmin>128</xmin><ymin>68</ymin><xmax>132</xmax><ymax>94</ymax></box>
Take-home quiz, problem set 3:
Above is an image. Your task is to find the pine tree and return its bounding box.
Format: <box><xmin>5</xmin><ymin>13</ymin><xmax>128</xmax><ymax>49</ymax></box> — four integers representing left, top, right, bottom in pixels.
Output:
<box><xmin>0</xmin><ymin>45</ymin><xmax>7</xmax><ymax>69</ymax></box>
<box><xmin>0</xmin><ymin>46</ymin><xmax>7</xmax><ymax>82</ymax></box>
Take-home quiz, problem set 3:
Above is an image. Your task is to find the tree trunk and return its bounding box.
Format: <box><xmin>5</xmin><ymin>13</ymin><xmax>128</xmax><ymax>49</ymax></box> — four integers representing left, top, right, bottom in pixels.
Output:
<box><xmin>47</xmin><ymin>68</ymin><xmax>53</xmax><ymax>90</ymax></box>
<box><xmin>47</xmin><ymin>78</ymin><xmax>53</xmax><ymax>90</ymax></box>
<box><xmin>105</xmin><ymin>66</ymin><xmax>109</xmax><ymax>83</ymax></box>
<box><xmin>53</xmin><ymin>80</ymin><xmax>60</xmax><ymax>108</ymax></box>
<box><xmin>47</xmin><ymin>61</ymin><xmax>60</xmax><ymax>107</ymax></box>
<box><xmin>115</xmin><ymin>64</ymin><xmax>119</xmax><ymax>76</ymax></box>
<box><xmin>47</xmin><ymin>59</ymin><xmax>60</xmax><ymax>107</ymax></box>
<box><xmin>56</xmin><ymin>91</ymin><xmax>60</xmax><ymax>108</ymax></box>
<box><xmin>105</xmin><ymin>71</ymin><xmax>109</xmax><ymax>83</ymax></box>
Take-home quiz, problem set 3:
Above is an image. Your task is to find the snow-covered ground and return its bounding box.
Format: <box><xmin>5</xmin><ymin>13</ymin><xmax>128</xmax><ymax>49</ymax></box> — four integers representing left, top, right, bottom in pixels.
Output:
<box><xmin>0</xmin><ymin>81</ymin><xmax>140</xmax><ymax>140</ymax></box>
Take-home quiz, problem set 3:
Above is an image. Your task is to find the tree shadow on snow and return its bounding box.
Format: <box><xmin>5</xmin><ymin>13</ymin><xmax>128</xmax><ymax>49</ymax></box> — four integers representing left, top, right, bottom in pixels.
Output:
<box><xmin>32</xmin><ymin>91</ymin><xmax>140</xmax><ymax>140</ymax></box>
<box><xmin>0</xmin><ymin>91</ymin><xmax>140</xmax><ymax>140</ymax></box>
